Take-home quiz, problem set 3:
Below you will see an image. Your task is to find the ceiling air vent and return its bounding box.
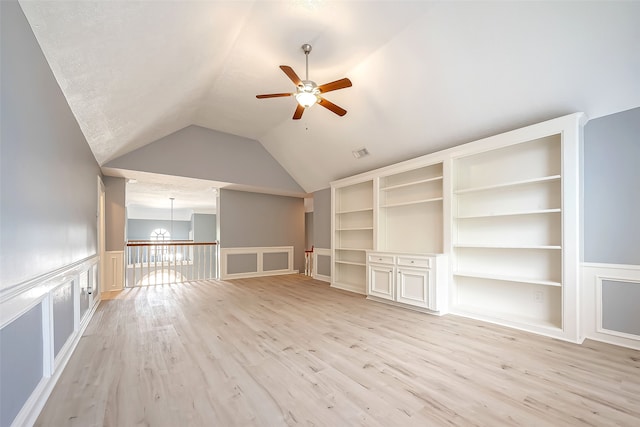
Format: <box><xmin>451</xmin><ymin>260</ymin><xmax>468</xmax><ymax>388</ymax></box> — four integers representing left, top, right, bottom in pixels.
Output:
<box><xmin>352</xmin><ymin>148</ymin><xmax>369</xmax><ymax>159</ymax></box>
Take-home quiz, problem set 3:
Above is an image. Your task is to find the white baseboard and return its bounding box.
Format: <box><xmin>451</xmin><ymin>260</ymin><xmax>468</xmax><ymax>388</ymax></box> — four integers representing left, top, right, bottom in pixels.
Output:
<box><xmin>224</xmin><ymin>269</ymin><xmax>300</xmax><ymax>280</ymax></box>
<box><xmin>313</xmin><ymin>273</ymin><xmax>331</xmax><ymax>283</ymax></box>
<box><xmin>330</xmin><ymin>281</ymin><xmax>366</xmax><ymax>295</ymax></box>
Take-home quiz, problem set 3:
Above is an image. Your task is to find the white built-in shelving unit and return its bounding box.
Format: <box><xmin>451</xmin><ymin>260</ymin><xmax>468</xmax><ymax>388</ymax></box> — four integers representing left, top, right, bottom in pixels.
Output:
<box><xmin>332</xmin><ymin>180</ymin><xmax>374</xmax><ymax>294</ymax></box>
<box><xmin>450</xmin><ymin>114</ymin><xmax>583</xmax><ymax>341</ymax></box>
<box><xmin>331</xmin><ymin>161</ymin><xmax>448</xmax><ymax>309</ymax></box>
<box><xmin>331</xmin><ymin>113</ymin><xmax>584</xmax><ymax>342</ymax></box>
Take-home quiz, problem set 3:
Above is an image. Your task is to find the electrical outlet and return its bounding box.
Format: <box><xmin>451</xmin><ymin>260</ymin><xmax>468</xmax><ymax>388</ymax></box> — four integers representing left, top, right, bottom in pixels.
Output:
<box><xmin>534</xmin><ymin>290</ymin><xmax>544</xmax><ymax>303</ymax></box>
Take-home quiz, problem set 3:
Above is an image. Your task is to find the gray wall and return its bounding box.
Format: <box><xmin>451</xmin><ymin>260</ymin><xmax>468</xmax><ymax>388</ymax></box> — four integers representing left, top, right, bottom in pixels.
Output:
<box><xmin>192</xmin><ymin>213</ymin><xmax>217</xmax><ymax>242</ymax></box>
<box><xmin>0</xmin><ymin>0</ymin><xmax>101</xmax><ymax>289</ymax></box>
<box><xmin>104</xmin><ymin>176</ymin><xmax>126</xmax><ymax>252</ymax></box>
<box><xmin>127</xmin><ymin>219</ymin><xmax>191</xmax><ymax>241</ymax></box>
<box><xmin>313</xmin><ymin>188</ymin><xmax>332</xmax><ymax>249</ymax></box>
<box><xmin>0</xmin><ymin>2</ymin><xmax>100</xmax><ymax>425</ymax></box>
<box><xmin>305</xmin><ymin>212</ymin><xmax>314</xmax><ymax>249</ymax></box>
<box><xmin>220</xmin><ymin>189</ymin><xmax>305</xmax><ymax>271</ymax></box>
<box><xmin>583</xmin><ymin>107</ymin><xmax>640</xmax><ymax>265</ymax></box>
<box><xmin>104</xmin><ymin>125</ymin><xmax>305</xmax><ymax>195</ymax></box>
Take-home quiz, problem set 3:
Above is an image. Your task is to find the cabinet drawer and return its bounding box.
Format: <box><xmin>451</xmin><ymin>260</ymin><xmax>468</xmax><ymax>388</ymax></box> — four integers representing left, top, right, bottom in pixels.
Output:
<box><xmin>397</xmin><ymin>256</ymin><xmax>431</xmax><ymax>269</ymax></box>
<box><xmin>368</xmin><ymin>254</ymin><xmax>394</xmax><ymax>265</ymax></box>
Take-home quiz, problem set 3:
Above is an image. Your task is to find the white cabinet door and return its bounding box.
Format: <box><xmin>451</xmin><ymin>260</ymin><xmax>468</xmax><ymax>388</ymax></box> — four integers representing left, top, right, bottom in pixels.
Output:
<box><xmin>397</xmin><ymin>268</ymin><xmax>432</xmax><ymax>309</ymax></box>
<box><xmin>368</xmin><ymin>264</ymin><xmax>395</xmax><ymax>301</ymax></box>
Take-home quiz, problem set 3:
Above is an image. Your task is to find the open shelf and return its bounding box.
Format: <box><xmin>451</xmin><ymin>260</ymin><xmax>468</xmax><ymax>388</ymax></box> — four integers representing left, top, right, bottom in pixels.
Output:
<box><xmin>336</xmin><ymin>207</ymin><xmax>374</xmax><ymax>215</ymax></box>
<box><xmin>454</xmin><ymin>244</ymin><xmax>561</xmax><ymax>250</ymax></box>
<box><xmin>455</xmin><ymin>177</ymin><xmax>561</xmax><ymax>218</ymax></box>
<box><xmin>380</xmin><ymin>197</ymin><xmax>443</xmax><ymax>209</ymax></box>
<box><xmin>456</xmin><ymin>208</ymin><xmax>561</xmax><ymax>219</ymax></box>
<box><xmin>451</xmin><ymin>304</ymin><xmax>561</xmax><ymax>331</ymax></box>
<box><xmin>335</xmin><ymin>227</ymin><xmax>374</xmax><ymax>231</ymax></box>
<box><xmin>335</xmin><ymin>247</ymin><xmax>371</xmax><ymax>251</ymax></box>
<box><xmin>455</xmin><ymin>134</ymin><xmax>561</xmax><ymax>190</ymax></box>
<box><xmin>381</xmin><ymin>176</ymin><xmax>443</xmax><ymax>191</ymax></box>
<box><xmin>452</xmin><ymin>274</ymin><xmax>562</xmax><ymax>329</ymax></box>
<box><xmin>455</xmin><ymin>175</ymin><xmax>561</xmax><ymax>194</ymax></box>
<box><xmin>455</xmin><ymin>214</ymin><xmax>561</xmax><ymax>248</ymax></box>
<box><xmin>377</xmin><ymin>162</ymin><xmax>444</xmax><ymax>254</ymax></box>
<box><xmin>380</xmin><ymin>164</ymin><xmax>443</xmax><ymax>189</ymax></box>
<box><xmin>335</xmin><ymin>260</ymin><xmax>366</xmax><ymax>267</ymax></box>
<box><xmin>453</xmin><ymin>271</ymin><xmax>561</xmax><ymax>287</ymax></box>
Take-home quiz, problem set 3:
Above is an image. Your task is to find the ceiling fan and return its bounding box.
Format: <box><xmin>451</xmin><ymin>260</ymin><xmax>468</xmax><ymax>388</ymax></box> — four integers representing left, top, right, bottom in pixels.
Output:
<box><xmin>256</xmin><ymin>44</ymin><xmax>352</xmax><ymax>120</ymax></box>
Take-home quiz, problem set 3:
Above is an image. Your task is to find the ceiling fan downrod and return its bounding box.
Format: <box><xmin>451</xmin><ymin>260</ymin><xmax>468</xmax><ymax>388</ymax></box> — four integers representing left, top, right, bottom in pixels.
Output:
<box><xmin>302</xmin><ymin>43</ymin><xmax>312</xmax><ymax>82</ymax></box>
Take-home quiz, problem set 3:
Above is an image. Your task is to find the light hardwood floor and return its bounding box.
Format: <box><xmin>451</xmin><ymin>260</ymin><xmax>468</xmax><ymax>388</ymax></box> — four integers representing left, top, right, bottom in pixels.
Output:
<box><xmin>36</xmin><ymin>275</ymin><xmax>640</xmax><ymax>426</ymax></box>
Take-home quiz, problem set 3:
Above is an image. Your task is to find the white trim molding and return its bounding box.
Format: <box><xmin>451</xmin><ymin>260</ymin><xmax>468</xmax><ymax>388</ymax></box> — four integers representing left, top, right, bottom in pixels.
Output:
<box><xmin>0</xmin><ymin>256</ymin><xmax>101</xmax><ymax>427</ymax></box>
<box><xmin>313</xmin><ymin>248</ymin><xmax>331</xmax><ymax>283</ymax></box>
<box><xmin>221</xmin><ymin>246</ymin><xmax>297</xmax><ymax>280</ymax></box>
<box><xmin>582</xmin><ymin>262</ymin><xmax>640</xmax><ymax>350</ymax></box>
<box><xmin>102</xmin><ymin>251</ymin><xmax>124</xmax><ymax>292</ymax></box>
<box><xmin>0</xmin><ymin>256</ymin><xmax>98</xmax><ymax>328</ymax></box>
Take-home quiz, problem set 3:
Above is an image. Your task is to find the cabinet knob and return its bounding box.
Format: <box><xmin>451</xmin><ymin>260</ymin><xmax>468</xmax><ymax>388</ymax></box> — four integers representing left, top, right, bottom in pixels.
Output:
<box><xmin>410</xmin><ymin>260</ymin><xmax>415</xmax><ymax>264</ymax></box>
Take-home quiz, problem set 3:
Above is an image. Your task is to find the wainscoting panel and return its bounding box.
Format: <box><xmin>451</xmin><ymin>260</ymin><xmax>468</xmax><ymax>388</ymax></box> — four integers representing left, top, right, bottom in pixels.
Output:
<box><xmin>103</xmin><ymin>251</ymin><xmax>124</xmax><ymax>292</ymax></box>
<box><xmin>313</xmin><ymin>248</ymin><xmax>331</xmax><ymax>283</ymax></box>
<box><xmin>79</xmin><ymin>270</ymin><xmax>91</xmax><ymax>321</ymax></box>
<box><xmin>0</xmin><ymin>256</ymin><xmax>100</xmax><ymax>427</ymax></box>
<box><xmin>226</xmin><ymin>253</ymin><xmax>258</xmax><ymax>275</ymax></box>
<box><xmin>582</xmin><ymin>262</ymin><xmax>640</xmax><ymax>350</ymax></box>
<box><xmin>0</xmin><ymin>303</ymin><xmax>43</xmax><ymax>427</ymax></box>
<box><xmin>263</xmin><ymin>251</ymin><xmax>289</xmax><ymax>272</ymax></box>
<box><xmin>600</xmin><ymin>279</ymin><xmax>640</xmax><ymax>338</ymax></box>
<box><xmin>221</xmin><ymin>247</ymin><xmax>297</xmax><ymax>280</ymax></box>
<box><xmin>52</xmin><ymin>281</ymin><xmax>74</xmax><ymax>358</ymax></box>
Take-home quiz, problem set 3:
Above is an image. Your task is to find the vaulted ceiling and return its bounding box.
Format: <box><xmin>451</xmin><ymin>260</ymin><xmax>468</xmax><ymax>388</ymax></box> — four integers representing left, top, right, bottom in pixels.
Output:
<box><xmin>20</xmin><ymin>0</ymin><xmax>640</xmax><ymax>194</ymax></box>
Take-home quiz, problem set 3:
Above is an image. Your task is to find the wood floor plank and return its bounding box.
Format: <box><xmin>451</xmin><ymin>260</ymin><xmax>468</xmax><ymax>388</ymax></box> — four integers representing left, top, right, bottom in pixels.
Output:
<box><xmin>35</xmin><ymin>275</ymin><xmax>640</xmax><ymax>426</ymax></box>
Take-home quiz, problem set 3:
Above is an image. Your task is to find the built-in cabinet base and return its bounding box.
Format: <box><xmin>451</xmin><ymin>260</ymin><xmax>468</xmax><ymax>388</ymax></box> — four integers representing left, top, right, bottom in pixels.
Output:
<box><xmin>367</xmin><ymin>251</ymin><xmax>447</xmax><ymax>314</ymax></box>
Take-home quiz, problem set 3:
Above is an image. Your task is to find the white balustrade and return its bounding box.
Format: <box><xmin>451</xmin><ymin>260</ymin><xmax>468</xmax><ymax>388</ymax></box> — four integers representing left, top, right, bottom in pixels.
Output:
<box><xmin>125</xmin><ymin>241</ymin><xmax>218</xmax><ymax>287</ymax></box>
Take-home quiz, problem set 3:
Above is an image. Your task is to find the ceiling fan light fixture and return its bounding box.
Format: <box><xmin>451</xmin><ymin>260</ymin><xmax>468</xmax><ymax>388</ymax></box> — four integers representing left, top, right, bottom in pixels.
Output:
<box><xmin>295</xmin><ymin>91</ymin><xmax>318</xmax><ymax>108</ymax></box>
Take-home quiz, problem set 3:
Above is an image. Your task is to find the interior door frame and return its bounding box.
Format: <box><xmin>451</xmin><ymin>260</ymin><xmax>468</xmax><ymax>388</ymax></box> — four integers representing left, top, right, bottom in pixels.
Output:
<box><xmin>97</xmin><ymin>176</ymin><xmax>106</xmax><ymax>299</ymax></box>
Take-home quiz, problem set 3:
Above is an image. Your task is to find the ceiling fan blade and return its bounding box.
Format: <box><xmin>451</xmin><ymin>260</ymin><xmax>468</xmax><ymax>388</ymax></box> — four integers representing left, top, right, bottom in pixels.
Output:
<box><xmin>318</xmin><ymin>97</ymin><xmax>347</xmax><ymax>116</ymax></box>
<box><xmin>317</xmin><ymin>78</ymin><xmax>352</xmax><ymax>94</ymax></box>
<box><xmin>280</xmin><ymin>65</ymin><xmax>303</xmax><ymax>86</ymax></box>
<box><xmin>256</xmin><ymin>93</ymin><xmax>292</xmax><ymax>99</ymax></box>
<box><xmin>292</xmin><ymin>104</ymin><xmax>305</xmax><ymax>120</ymax></box>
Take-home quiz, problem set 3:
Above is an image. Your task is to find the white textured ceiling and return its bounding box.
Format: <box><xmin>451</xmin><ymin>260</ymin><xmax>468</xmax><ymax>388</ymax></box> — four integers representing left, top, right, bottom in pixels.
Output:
<box><xmin>110</xmin><ymin>170</ymin><xmax>222</xmax><ymax>213</ymax></box>
<box><xmin>20</xmin><ymin>0</ymin><xmax>640</xmax><ymax>196</ymax></box>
